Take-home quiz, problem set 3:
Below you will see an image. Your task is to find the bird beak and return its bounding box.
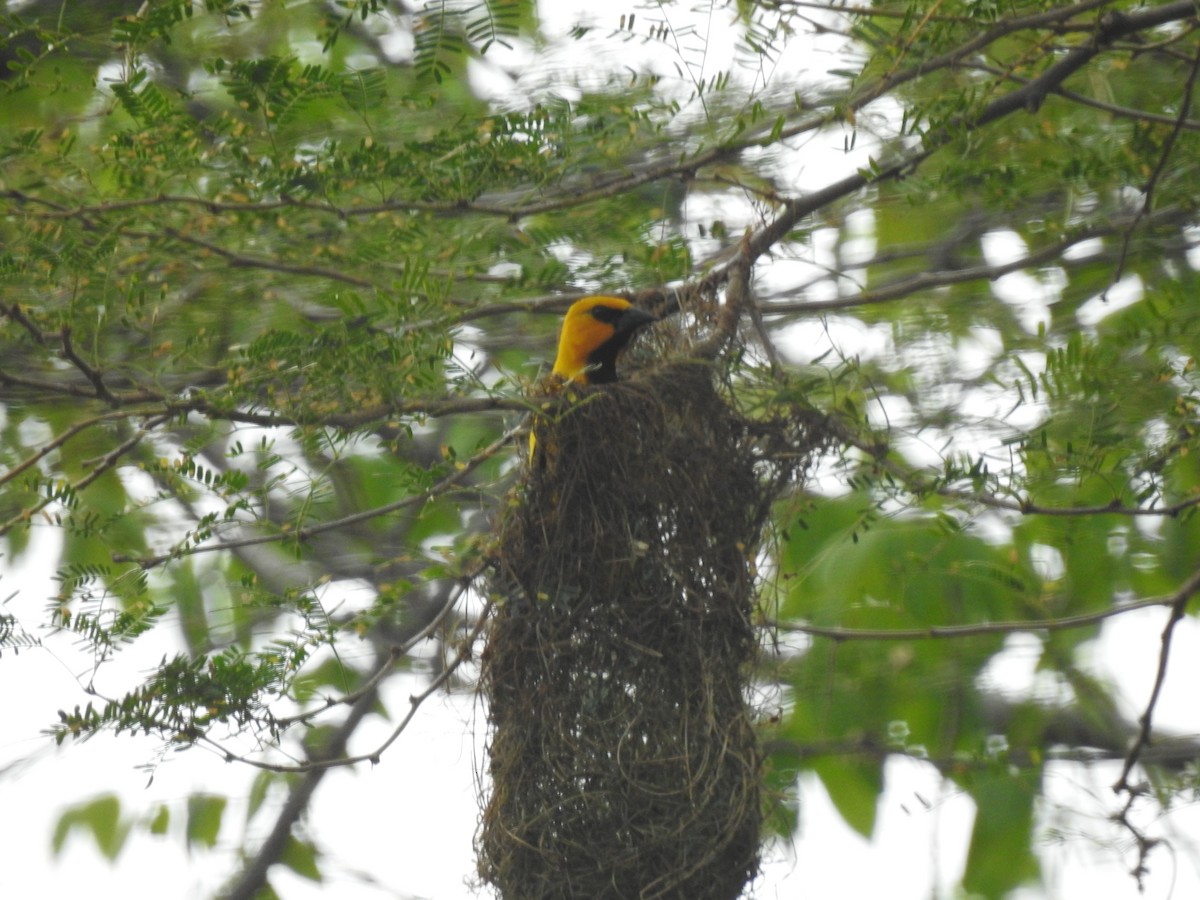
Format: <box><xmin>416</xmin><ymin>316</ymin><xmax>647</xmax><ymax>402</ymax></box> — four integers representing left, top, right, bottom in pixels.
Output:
<box><xmin>617</xmin><ymin>306</ymin><xmax>658</xmax><ymax>334</ymax></box>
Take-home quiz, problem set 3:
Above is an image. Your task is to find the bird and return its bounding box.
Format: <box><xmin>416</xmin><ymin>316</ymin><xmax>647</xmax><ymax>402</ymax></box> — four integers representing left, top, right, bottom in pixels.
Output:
<box><xmin>529</xmin><ymin>296</ymin><xmax>657</xmax><ymax>460</ymax></box>
<box><xmin>550</xmin><ymin>296</ymin><xmax>658</xmax><ymax>385</ymax></box>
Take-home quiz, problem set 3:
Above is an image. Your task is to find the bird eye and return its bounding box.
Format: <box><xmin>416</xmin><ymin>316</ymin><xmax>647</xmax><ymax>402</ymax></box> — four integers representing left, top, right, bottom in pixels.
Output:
<box><xmin>590</xmin><ymin>304</ymin><xmax>623</xmax><ymax>325</ymax></box>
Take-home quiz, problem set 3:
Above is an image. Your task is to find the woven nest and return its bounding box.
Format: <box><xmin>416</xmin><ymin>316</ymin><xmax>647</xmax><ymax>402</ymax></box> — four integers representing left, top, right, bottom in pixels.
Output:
<box><xmin>479</xmin><ymin>361</ymin><xmax>800</xmax><ymax>900</ymax></box>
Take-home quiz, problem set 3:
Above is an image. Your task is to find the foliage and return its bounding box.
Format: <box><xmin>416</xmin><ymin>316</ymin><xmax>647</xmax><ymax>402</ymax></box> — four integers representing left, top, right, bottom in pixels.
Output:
<box><xmin>4</xmin><ymin>0</ymin><xmax>1200</xmax><ymax>897</ymax></box>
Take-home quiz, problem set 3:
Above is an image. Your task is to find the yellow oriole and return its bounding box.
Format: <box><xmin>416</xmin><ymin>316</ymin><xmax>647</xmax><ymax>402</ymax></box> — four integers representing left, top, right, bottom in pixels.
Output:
<box><xmin>530</xmin><ymin>296</ymin><xmax>657</xmax><ymax>459</ymax></box>
<box><xmin>551</xmin><ymin>296</ymin><xmax>657</xmax><ymax>384</ymax></box>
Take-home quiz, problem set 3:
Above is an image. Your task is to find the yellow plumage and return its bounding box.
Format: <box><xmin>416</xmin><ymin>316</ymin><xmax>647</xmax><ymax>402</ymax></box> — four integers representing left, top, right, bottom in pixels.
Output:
<box><xmin>529</xmin><ymin>296</ymin><xmax>657</xmax><ymax>460</ymax></box>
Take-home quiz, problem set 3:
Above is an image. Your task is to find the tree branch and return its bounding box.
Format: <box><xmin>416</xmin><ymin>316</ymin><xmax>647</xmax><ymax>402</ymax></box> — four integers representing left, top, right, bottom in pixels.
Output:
<box><xmin>1107</xmin><ymin>41</ymin><xmax>1200</xmax><ymax>291</ymax></box>
<box><xmin>208</xmin><ymin>597</ymin><xmax>490</xmax><ymax>776</ymax></box>
<box><xmin>822</xmin><ymin>413</ymin><xmax>1200</xmax><ymax>520</ymax></box>
<box><xmin>772</xmin><ymin>594</ymin><xmax>1175</xmax><ymax>642</ymax></box>
<box><xmin>0</xmin><ymin>3</ymin><xmax>1138</xmax><ymax>237</ymax></box>
<box><xmin>759</xmin><ymin>206</ymin><xmax>1191</xmax><ymax>316</ymax></box>
<box><xmin>717</xmin><ymin>0</ymin><xmax>1200</xmax><ymax>289</ymax></box>
<box><xmin>218</xmin><ymin>680</ymin><xmax>378</xmax><ymax>900</ymax></box>
<box><xmin>0</xmin><ymin>415</ymin><xmax>168</xmax><ymax>538</ymax></box>
<box><xmin>1113</xmin><ymin>563</ymin><xmax>1200</xmax><ymax>793</ymax></box>
<box><xmin>217</xmin><ymin>576</ymin><xmax>478</xmax><ymax>898</ymax></box>
<box><xmin>59</xmin><ymin>326</ymin><xmax>118</xmax><ymax>406</ymax></box>
<box><xmin>272</xmin><ymin>578</ymin><xmax>472</xmax><ymax>728</ymax></box>
<box><xmin>0</xmin><ymin>409</ymin><xmax>157</xmax><ymax>490</ymax></box>
<box><xmin>113</xmin><ymin>423</ymin><xmax>520</xmax><ymax>567</ymax></box>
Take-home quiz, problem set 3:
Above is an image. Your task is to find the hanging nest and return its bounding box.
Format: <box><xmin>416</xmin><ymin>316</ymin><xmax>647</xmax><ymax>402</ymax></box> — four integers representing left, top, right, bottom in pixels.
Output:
<box><xmin>478</xmin><ymin>360</ymin><xmax>804</xmax><ymax>900</ymax></box>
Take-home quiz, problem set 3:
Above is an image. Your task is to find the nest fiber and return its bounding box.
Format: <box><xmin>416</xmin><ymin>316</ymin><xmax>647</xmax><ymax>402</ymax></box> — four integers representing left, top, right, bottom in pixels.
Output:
<box><xmin>480</xmin><ymin>362</ymin><xmax>791</xmax><ymax>900</ymax></box>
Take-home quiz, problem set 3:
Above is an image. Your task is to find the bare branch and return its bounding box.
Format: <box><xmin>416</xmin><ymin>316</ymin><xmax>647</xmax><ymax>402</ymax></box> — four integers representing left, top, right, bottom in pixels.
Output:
<box><xmin>772</xmin><ymin>594</ymin><xmax>1173</xmax><ymax>642</ymax></box>
<box><xmin>59</xmin><ymin>326</ymin><xmax>117</xmax><ymax>406</ymax></box>
<box><xmin>273</xmin><ymin>578</ymin><xmax>473</xmax><ymax>728</ymax></box>
<box><xmin>1113</xmin><ymin>563</ymin><xmax>1200</xmax><ymax>793</ymax></box>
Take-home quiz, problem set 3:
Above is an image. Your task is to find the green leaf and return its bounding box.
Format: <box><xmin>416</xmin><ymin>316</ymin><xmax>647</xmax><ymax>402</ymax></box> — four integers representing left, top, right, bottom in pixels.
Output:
<box><xmin>961</xmin><ymin>767</ymin><xmax>1040</xmax><ymax>896</ymax></box>
<box><xmin>51</xmin><ymin>794</ymin><xmax>128</xmax><ymax>861</ymax></box>
<box><xmin>147</xmin><ymin>805</ymin><xmax>170</xmax><ymax>835</ymax></box>
<box><xmin>811</xmin><ymin>756</ymin><xmax>881</xmax><ymax>838</ymax></box>
<box><xmin>186</xmin><ymin>794</ymin><xmax>227</xmax><ymax>850</ymax></box>
<box><xmin>280</xmin><ymin>834</ymin><xmax>323</xmax><ymax>882</ymax></box>
<box><xmin>246</xmin><ymin>770</ymin><xmax>277</xmax><ymax>822</ymax></box>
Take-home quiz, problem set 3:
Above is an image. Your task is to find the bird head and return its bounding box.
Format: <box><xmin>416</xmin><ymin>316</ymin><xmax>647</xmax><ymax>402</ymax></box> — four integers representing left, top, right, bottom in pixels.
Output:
<box><xmin>551</xmin><ymin>296</ymin><xmax>658</xmax><ymax>385</ymax></box>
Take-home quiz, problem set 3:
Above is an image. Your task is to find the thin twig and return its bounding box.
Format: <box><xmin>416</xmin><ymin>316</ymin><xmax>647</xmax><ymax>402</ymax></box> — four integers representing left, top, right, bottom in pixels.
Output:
<box><xmin>114</xmin><ymin>423</ymin><xmax>520</xmax><ymax>567</ymax></box>
<box><xmin>1113</xmin><ymin>563</ymin><xmax>1200</xmax><ymax>793</ymax></box>
<box><xmin>969</xmin><ymin>57</ymin><xmax>1200</xmax><ymax>131</ymax></box>
<box><xmin>0</xmin><ymin>409</ymin><xmax>159</xmax><ymax>490</ymax></box>
<box><xmin>0</xmin><ymin>415</ymin><xmax>168</xmax><ymax>538</ymax></box>
<box><xmin>760</xmin><ymin>206</ymin><xmax>1191</xmax><ymax>316</ymax></box>
<box><xmin>772</xmin><ymin>594</ymin><xmax>1174</xmax><ymax>642</ymax></box>
<box><xmin>217</xmin><ymin>677</ymin><xmax>378</xmax><ymax>900</ymax></box>
<box><xmin>0</xmin><ymin>3</ymin><xmax>1133</xmax><ymax>238</ymax></box>
<box><xmin>1110</xmin><ymin>786</ymin><xmax>1159</xmax><ymax>891</ymax></box>
<box><xmin>1107</xmin><ymin>43</ymin><xmax>1200</xmax><ymax>292</ymax></box>
<box><xmin>153</xmin><ymin>226</ymin><xmax>378</xmax><ymax>289</ymax></box>
<box><xmin>0</xmin><ymin>367</ymin><xmax>162</xmax><ymax>404</ymax></box>
<box><xmin>272</xmin><ymin>577</ymin><xmax>474</xmax><ymax>727</ymax></box>
<box><xmin>168</xmin><ymin>392</ymin><xmax>529</xmax><ymax>430</ymax></box>
<box><xmin>721</xmin><ymin>1</ymin><xmax>1200</xmax><ymax>291</ymax></box>
<box><xmin>207</xmin><ymin>598</ymin><xmax>491</xmax><ymax>774</ymax></box>
<box><xmin>1</xmin><ymin>301</ymin><xmax>52</xmax><ymax>343</ymax></box>
<box><xmin>824</xmin><ymin>415</ymin><xmax>1200</xmax><ymax>520</ymax></box>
